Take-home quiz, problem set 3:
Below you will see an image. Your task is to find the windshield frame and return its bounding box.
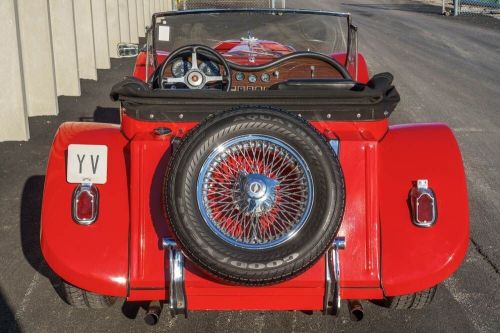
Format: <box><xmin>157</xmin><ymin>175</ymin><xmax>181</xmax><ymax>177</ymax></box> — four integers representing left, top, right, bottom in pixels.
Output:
<box><xmin>148</xmin><ymin>8</ymin><xmax>354</xmax><ymax>68</ymax></box>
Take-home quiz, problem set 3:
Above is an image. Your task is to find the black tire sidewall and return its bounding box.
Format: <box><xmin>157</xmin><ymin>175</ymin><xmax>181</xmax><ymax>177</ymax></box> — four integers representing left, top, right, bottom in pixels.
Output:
<box><xmin>166</xmin><ymin>108</ymin><xmax>345</xmax><ymax>284</ymax></box>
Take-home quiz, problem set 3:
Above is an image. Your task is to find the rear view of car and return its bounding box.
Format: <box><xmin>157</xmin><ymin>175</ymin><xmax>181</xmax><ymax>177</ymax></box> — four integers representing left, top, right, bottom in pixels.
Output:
<box><xmin>40</xmin><ymin>8</ymin><xmax>468</xmax><ymax>323</ymax></box>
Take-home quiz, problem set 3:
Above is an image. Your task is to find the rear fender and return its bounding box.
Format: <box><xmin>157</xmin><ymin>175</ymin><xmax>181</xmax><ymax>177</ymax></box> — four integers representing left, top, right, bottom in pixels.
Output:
<box><xmin>378</xmin><ymin>123</ymin><xmax>469</xmax><ymax>295</ymax></box>
<box><xmin>41</xmin><ymin>122</ymin><xmax>130</xmax><ymax>296</ymax></box>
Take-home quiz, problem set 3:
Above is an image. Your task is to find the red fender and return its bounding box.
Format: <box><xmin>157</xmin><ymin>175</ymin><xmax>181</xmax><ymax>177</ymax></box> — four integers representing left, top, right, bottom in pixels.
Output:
<box><xmin>41</xmin><ymin>123</ymin><xmax>130</xmax><ymax>296</ymax></box>
<box><xmin>378</xmin><ymin>123</ymin><xmax>469</xmax><ymax>295</ymax></box>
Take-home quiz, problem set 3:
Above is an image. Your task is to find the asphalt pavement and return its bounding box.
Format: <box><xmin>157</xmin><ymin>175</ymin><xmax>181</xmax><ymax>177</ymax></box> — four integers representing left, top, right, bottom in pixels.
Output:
<box><xmin>1</xmin><ymin>0</ymin><xmax>499</xmax><ymax>332</ymax></box>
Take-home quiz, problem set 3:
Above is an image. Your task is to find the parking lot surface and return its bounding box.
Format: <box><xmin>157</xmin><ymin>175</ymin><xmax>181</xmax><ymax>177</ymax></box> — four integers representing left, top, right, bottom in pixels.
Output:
<box><xmin>1</xmin><ymin>0</ymin><xmax>499</xmax><ymax>332</ymax></box>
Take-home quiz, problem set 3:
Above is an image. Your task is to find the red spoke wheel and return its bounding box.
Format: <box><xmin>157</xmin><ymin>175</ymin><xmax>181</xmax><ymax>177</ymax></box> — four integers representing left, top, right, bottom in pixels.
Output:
<box><xmin>165</xmin><ymin>107</ymin><xmax>345</xmax><ymax>285</ymax></box>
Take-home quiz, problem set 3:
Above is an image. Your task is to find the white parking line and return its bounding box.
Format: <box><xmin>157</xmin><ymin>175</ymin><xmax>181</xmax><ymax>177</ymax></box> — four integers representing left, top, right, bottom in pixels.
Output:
<box><xmin>14</xmin><ymin>271</ymin><xmax>40</xmax><ymax>322</ymax></box>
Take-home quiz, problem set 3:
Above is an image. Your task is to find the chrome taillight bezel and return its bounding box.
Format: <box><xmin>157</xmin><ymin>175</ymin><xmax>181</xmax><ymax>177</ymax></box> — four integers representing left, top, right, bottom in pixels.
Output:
<box><xmin>72</xmin><ymin>183</ymin><xmax>99</xmax><ymax>225</ymax></box>
<box><xmin>410</xmin><ymin>179</ymin><xmax>437</xmax><ymax>228</ymax></box>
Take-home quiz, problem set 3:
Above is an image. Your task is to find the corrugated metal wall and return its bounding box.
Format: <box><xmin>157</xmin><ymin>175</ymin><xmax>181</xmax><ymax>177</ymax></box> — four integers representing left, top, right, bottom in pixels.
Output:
<box><xmin>0</xmin><ymin>0</ymin><xmax>173</xmax><ymax>142</ymax></box>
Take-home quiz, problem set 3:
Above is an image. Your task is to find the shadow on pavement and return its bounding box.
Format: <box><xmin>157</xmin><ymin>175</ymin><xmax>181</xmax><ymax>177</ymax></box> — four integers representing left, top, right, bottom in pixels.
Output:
<box><xmin>20</xmin><ymin>176</ymin><xmax>63</xmax><ymax>299</ymax></box>
<box><xmin>79</xmin><ymin>107</ymin><xmax>121</xmax><ymax>124</ymax></box>
<box><xmin>0</xmin><ymin>286</ymin><xmax>22</xmax><ymax>333</ymax></box>
<box><xmin>121</xmin><ymin>301</ymin><xmax>150</xmax><ymax>320</ymax></box>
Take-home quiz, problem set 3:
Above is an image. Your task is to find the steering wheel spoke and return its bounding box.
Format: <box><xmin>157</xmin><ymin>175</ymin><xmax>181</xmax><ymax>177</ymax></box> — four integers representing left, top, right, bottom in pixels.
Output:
<box><xmin>165</xmin><ymin>77</ymin><xmax>186</xmax><ymax>84</ymax></box>
<box><xmin>206</xmin><ymin>75</ymin><xmax>224</xmax><ymax>83</ymax></box>
<box><xmin>191</xmin><ymin>50</ymin><xmax>199</xmax><ymax>70</ymax></box>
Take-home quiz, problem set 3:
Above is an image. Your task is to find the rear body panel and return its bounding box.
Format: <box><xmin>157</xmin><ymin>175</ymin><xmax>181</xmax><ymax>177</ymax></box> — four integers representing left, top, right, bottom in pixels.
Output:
<box><xmin>41</xmin><ymin>36</ymin><xmax>468</xmax><ymax>309</ymax></box>
<box><xmin>41</xmin><ymin>123</ymin><xmax>130</xmax><ymax>296</ymax></box>
<box><xmin>41</xmin><ymin>117</ymin><xmax>468</xmax><ymax>309</ymax></box>
<box><xmin>378</xmin><ymin>124</ymin><xmax>469</xmax><ymax>295</ymax></box>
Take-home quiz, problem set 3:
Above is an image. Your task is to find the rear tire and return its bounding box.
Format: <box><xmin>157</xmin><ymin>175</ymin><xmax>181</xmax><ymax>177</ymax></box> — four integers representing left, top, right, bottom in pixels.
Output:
<box><xmin>59</xmin><ymin>280</ymin><xmax>116</xmax><ymax>309</ymax></box>
<box><xmin>165</xmin><ymin>107</ymin><xmax>345</xmax><ymax>285</ymax></box>
<box><xmin>382</xmin><ymin>286</ymin><xmax>437</xmax><ymax>309</ymax></box>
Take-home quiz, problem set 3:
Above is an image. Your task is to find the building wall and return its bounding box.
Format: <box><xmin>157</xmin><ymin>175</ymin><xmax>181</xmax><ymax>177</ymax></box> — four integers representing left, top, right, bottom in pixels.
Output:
<box><xmin>0</xmin><ymin>0</ymin><xmax>174</xmax><ymax>142</ymax></box>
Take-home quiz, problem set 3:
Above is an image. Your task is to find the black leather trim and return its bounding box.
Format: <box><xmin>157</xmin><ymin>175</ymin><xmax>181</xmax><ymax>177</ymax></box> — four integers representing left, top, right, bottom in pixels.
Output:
<box><xmin>110</xmin><ymin>73</ymin><xmax>399</xmax><ymax>122</ymax></box>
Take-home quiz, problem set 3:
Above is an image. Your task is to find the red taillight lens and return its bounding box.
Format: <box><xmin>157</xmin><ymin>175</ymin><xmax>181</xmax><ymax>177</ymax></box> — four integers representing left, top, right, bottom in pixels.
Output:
<box><xmin>410</xmin><ymin>180</ymin><xmax>437</xmax><ymax>227</ymax></box>
<box><xmin>72</xmin><ymin>183</ymin><xmax>99</xmax><ymax>225</ymax></box>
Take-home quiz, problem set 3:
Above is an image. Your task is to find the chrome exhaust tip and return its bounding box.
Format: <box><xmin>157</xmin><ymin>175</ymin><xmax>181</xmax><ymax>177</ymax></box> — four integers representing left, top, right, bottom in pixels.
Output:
<box><xmin>348</xmin><ymin>300</ymin><xmax>364</xmax><ymax>322</ymax></box>
<box><xmin>144</xmin><ymin>301</ymin><xmax>162</xmax><ymax>326</ymax></box>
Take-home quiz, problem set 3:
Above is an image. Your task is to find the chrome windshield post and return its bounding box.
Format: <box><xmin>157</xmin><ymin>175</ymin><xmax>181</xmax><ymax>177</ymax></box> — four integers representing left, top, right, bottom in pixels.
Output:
<box><xmin>145</xmin><ymin>25</ymin><xmax>155</xmax><ymax>82</ymax></box>
<box><xmin>162</xmin><ymin>237</ymin><xmax>187</xmax><ymax>317</ymax></box>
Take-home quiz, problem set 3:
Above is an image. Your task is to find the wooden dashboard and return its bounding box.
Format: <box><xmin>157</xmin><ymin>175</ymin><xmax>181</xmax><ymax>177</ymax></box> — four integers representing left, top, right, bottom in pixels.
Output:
<box><xmin>163</xmin><ymin>55</ymin><xmax>345</xmax><ymax>90</ymax></box>
<box><xmin>229</xmin><ymin>57</ymin><xmax>344</xmax><ymax>91</ymax></box>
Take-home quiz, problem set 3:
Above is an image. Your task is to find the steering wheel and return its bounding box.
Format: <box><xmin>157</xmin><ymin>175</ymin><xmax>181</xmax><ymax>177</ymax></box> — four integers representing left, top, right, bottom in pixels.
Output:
<box><xmin>158</xmin><ymin>45</ymin><xmax>232</xmax><ymax>91</ymax></box>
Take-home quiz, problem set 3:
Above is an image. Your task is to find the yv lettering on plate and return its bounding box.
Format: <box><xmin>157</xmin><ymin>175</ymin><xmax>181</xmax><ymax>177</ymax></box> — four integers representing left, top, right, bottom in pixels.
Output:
<box><xmin>77</xmin><ymin>154</ymin><xmax>100</xmax><ymax>175</ymax></box>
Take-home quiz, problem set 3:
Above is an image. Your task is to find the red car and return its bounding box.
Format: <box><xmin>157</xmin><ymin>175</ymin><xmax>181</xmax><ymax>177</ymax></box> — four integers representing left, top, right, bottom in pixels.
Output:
<box><xmin>41</xmin><ymin>8</ymin><xmax>468</xmax><ymax>324</ymax></box>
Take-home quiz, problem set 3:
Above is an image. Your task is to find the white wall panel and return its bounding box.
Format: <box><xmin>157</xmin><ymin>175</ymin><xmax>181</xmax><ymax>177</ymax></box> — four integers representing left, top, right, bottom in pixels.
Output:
<box><xmin>118</xmin><ymin>0</ymin><xmax>130</xmax><ymax>42</ymax></box>
<box><xmin>74</xmin><ymin>0</ymin><xmax>98</xmax><ymax>80</ymax></box>
<box><xmin>17</xmin><ymin>0</ymin><xmax>59</xmax><ymax>116</ymax></box>
<box><xmin>106</xmin><ymin>0</ymin><xmax>121</xmax><ymax>58</ymax></box>
<box><xmin>49</xmin><ymin>0</ymin><xmax>81</xmax><ymax>96</ymax></box>
<box><xmin>0</xmin><ymin>0</ymin><xmax>29</xmax><ymax>141</ymax></box>
<box><xmin>143</xmin><ymin>0</ymin><xmax>152</xmax><ymax>29</ymax></box>
<box><xmin>136</xmin><ymin>0</ymin><xmax>145</xmax><ymax>38</ymax></box>
<box><xmin>91</xmin><ymin>0</ymin><xmax>111</xmax><ymax>69</ymax></box>
<box><xmin>128</xmin><ymin>0</ymin><xmax>139</xmax><ymax>43</ymax></box>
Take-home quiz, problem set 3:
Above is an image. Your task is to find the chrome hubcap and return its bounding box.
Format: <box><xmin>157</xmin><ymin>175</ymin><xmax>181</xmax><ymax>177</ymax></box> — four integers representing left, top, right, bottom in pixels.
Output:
<box><xmin>197</xmin><ymin>135</ymin><xmax>314</xmax><ymax>249</ymax></box>
<box><xmin>237</xmin><ymin>172</ymin><xmax>279</xmax><ymax>215</ymax></box>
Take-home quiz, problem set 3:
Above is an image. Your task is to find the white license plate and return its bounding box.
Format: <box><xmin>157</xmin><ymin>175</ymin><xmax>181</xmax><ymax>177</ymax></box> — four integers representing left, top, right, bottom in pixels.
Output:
<box><xmin>67</xmin><ymin>144</ymin><xmax>108</xmax><ymax>184</ymax></box>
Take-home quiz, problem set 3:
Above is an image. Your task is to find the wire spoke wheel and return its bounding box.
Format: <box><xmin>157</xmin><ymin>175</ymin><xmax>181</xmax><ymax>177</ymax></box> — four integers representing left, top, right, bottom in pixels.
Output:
<box><xmin>197</xmin><ymin>135</ymin><xmax>314</xmax><ymax>249</ymax></box>
<box><xmin>166</xmin><ymin>108</ymin><xmax>344</xmax><ymax>284</ymax></box>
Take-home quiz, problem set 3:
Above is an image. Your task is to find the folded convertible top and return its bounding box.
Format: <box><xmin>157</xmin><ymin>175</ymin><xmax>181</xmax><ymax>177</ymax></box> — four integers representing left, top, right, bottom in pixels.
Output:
<box><xmin>110</xmin><ymin>73</ymin><xmax>400</xmax><ymax>122</ymax></box>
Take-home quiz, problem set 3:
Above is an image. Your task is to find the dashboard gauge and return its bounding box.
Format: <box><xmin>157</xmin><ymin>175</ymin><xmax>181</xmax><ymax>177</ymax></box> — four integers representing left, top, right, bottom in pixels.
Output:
<box><xmin>199</xmin><ymin>61</ymin><xmax>220</xmax><ymax>76</ymax></box>
<box><xmin>248</xmin><ymin>74</ymin><xmax>257</xmax><ymax>83</ymax></box>
<box><xmin>171</xmin><ymin>59</ymin><xmax>192</xmax><ymax>78</ymax></box>
<box><xmin>261</xmin><ymin>73</ymin><xmax>270</xmax><ymax>82</ymax></box>
<box><xmin>235</xmin><ymin>72</ymin><xmax>245</xmax><ymax>81</ymax></box>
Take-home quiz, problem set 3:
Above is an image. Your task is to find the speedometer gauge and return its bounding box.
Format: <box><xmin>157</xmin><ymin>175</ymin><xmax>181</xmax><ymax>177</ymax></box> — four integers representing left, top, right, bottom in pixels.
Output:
<box><xmin>171</xmin><ymin>59</ymin><xmax>192</xmax><ymax>78</ymax></box>
<box><xmin>199</xmin><ymin>61</ymin><xmax>220</xmax><ymax>76</ymax></box>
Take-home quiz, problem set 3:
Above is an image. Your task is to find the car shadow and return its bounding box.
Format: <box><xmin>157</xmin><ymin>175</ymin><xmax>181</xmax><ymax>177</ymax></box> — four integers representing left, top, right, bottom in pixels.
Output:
<box><xmin>20</xmin><ymin>176</ymin><xmax>65</xmax><ymax>300</ymax></box>
<box><xmin>79</xmin><ymin>107</ymin><xmax>121</xmax><ymax>124</ymax></box>
<box><xmin>0</xmin><ymin>286</ymin><xmax>21</xmax><ymax>333</ymax></box>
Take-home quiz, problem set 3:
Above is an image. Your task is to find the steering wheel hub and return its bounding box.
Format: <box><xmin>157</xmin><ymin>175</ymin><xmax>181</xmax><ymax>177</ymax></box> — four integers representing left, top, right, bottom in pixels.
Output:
<box><xmin>187</xmin><ymin>70</ymin><xmax>204</xmax><ymax>87</ymax></box>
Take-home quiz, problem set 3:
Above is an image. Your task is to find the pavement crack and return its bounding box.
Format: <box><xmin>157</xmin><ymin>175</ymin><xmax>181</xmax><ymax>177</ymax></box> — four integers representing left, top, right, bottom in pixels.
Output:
<box><xmin>470</xmin><ymin>237</ymin><xmax>500</xmax><ymax>278</ymax></box>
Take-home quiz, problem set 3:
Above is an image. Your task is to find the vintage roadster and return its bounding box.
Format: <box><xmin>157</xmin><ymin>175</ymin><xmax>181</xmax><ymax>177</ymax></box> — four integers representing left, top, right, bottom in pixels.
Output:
<box><xmin>41</xmin><ymin>8</ymin><xmax>469</xmax><ymax>323</ymax></box>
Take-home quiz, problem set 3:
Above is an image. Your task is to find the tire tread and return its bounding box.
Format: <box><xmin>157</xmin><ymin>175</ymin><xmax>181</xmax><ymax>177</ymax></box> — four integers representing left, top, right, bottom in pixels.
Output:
<box><xmin>383</xmin><ymin>286</ymin><xmax>437</xmax><ymax>309</ymax></box>
<box><xmin>60</xmin><ymin>280</ymin><xmax>116</xmax><ymax>309</ymax></box>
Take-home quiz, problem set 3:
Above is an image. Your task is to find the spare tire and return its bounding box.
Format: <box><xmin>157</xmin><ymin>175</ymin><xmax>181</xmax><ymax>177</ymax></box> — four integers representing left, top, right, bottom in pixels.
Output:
<box><xmin>165</xmin><ymin>107</ymin><xmax>345</xmax><ymax>285</ymax></box>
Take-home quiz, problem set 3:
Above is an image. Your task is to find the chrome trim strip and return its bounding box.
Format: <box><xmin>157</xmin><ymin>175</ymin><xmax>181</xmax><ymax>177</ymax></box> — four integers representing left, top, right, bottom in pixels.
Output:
<box><xmin>329</xmin><ymin>139</ymin><xmax>340</xmax><ymax>156</ymax></box>
<box><xmin>323</xmin><ymin>236</ymin><xmax>346</xmax><ymax>315</ymax></box>
<box><xmin>71</xmin><ymin>183</ymin><xmax>99</xmax><ymax>225</ymax></box>
<box><xmin>162</xmin><ymin>238</ymin><xmax>187</xmax><ymax>317</ymax></box>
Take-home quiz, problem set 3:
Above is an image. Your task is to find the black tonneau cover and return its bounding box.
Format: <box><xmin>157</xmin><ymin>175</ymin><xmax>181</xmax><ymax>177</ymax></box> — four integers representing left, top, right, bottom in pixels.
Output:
<box><xmin>110</xmin><ymin>73</ymin><xmax>400</xmax><ymax>122</ymax></box>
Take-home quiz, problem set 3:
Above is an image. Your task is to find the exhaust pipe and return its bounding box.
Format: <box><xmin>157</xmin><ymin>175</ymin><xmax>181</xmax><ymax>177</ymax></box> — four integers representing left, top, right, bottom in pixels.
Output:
<box><xmin>144</xmin><ymin>301</ymin><xmax>162</xmax><ymax>326</ymax></box>
<box><xmin>348</xmin><ymin>300</ymin><xmax>364</xmax><ymax>322</ymax></box>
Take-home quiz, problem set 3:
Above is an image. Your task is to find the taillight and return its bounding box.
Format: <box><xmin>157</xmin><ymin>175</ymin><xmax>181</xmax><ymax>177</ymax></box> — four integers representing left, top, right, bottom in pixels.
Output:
<box><xmin>410</xmin><ymin>179</ymin><xmax>437</xmax><ymax>227</ymax></box>
<box><xmin>72</xmin><ymin>183</ymin><xmax>99</xmax><ymax>225</ymax></box>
